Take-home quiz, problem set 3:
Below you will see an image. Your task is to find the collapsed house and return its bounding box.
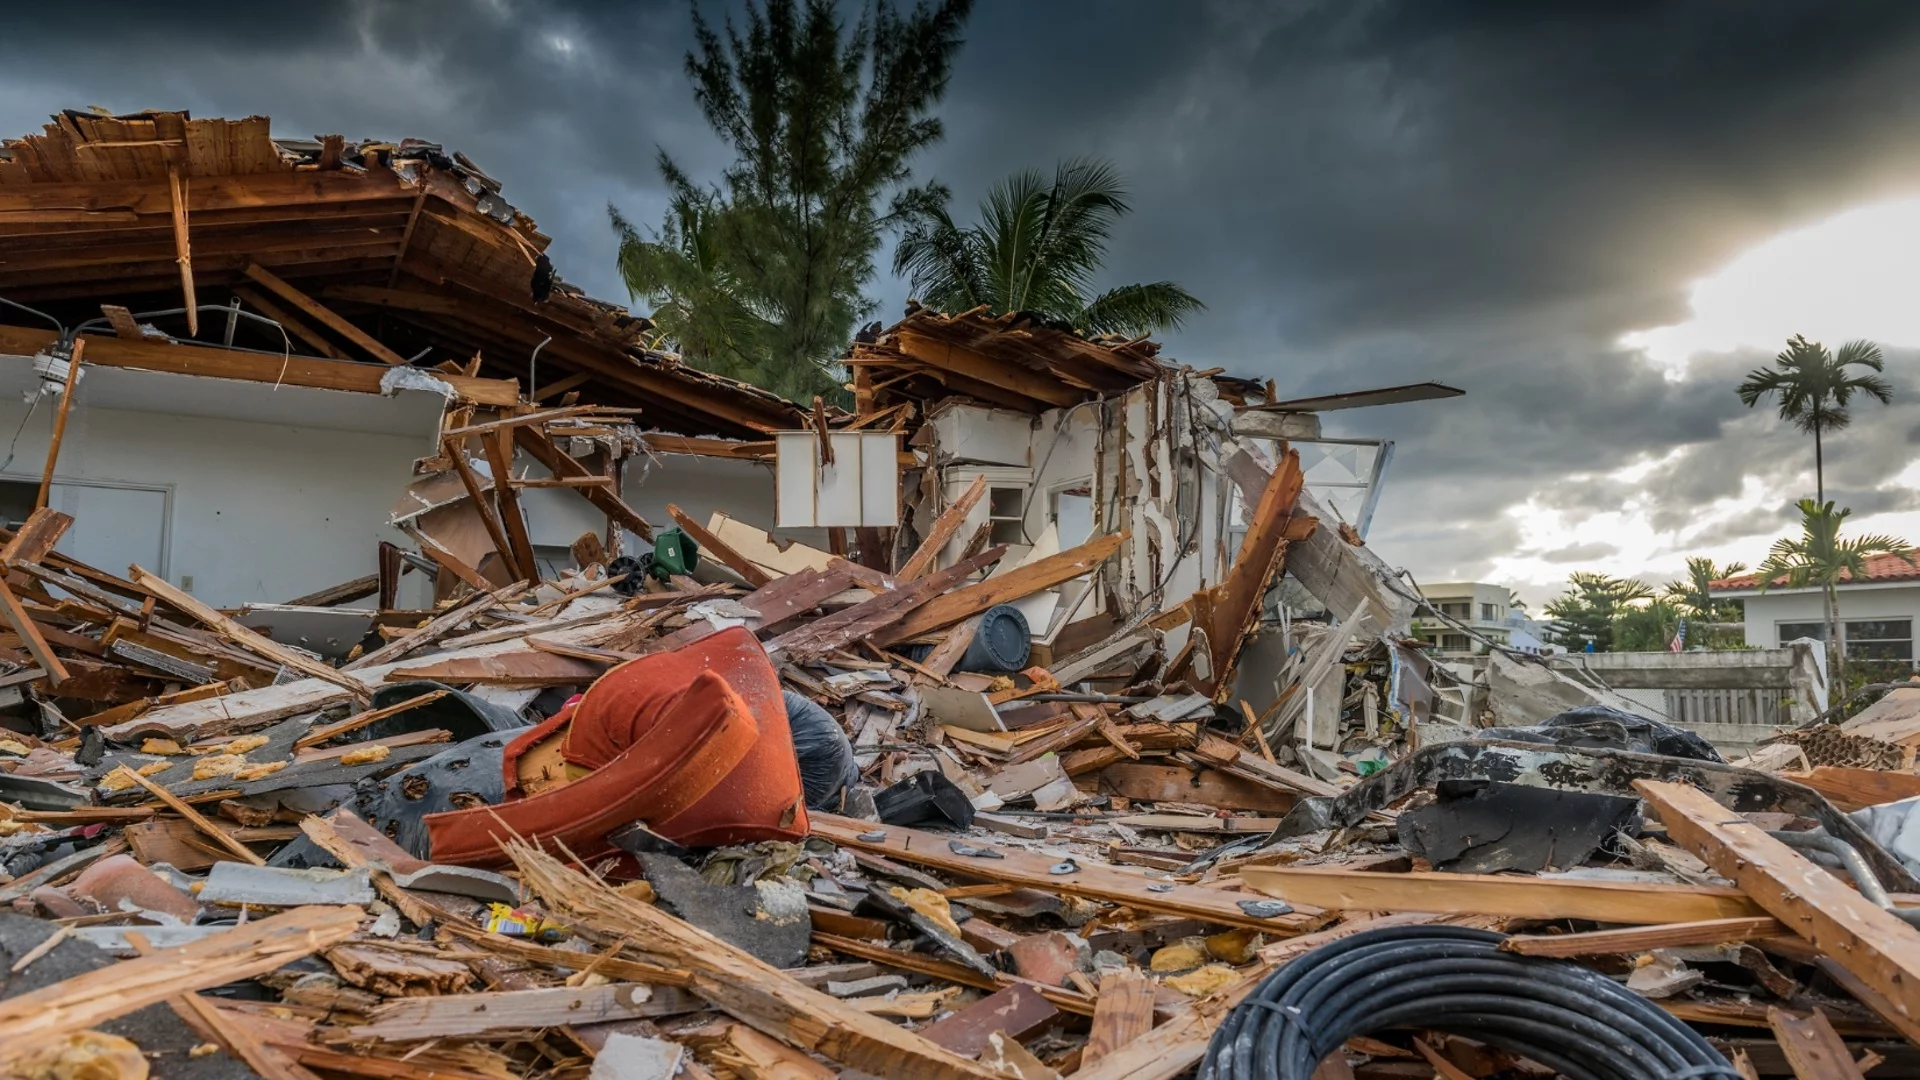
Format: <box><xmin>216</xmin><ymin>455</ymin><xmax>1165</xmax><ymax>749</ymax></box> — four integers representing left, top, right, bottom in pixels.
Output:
<box><xmin>1</xmin><ymin>110</ymin><xmax>1917</xmax><ymax>1080</ymax></box>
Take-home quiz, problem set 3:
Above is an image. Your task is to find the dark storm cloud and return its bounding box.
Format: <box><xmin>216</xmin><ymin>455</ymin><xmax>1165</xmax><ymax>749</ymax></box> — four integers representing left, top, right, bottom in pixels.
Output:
<box><xmin>2</xmin><ymin>0</ymin><xmax>1920</xmax><ymax>589</ymax></box>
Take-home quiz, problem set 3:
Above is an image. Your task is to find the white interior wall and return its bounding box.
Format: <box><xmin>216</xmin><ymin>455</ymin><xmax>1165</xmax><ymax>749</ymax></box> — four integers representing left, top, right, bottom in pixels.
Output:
<box><xmin>517</xmin><ymin>451</ymin><xmax>822</xmax><ymax>557</ymax></box>
<box><xmin>0</xmin><ymin>368</ymin><xmax>445</xmax><ymax>607</ymax></box>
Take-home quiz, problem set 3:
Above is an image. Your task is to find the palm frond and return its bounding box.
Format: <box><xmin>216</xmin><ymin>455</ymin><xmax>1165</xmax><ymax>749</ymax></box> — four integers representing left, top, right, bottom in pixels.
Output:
<box><xmin>1077</xmin><ymin>281</ymin><xmax>1207</xmax><ymax>336</ymax></box>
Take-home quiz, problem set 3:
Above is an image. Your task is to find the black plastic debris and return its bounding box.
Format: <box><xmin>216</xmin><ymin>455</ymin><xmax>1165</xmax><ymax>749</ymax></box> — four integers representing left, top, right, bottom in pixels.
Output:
<box><xmin>1397</xmin><ymin>779</ymin><xmax>1641</xmax><ymax>874</ymax></box>
<box><xmin>362</xmin><ymin>682</ymin><xmax>530</xmax><ymax>744</ymax></box>
<box><xmin>786</xmin><ymin>690</ymin><xmax>860</xmax><ymax>810</ymax></box>
<box><xmin>956</xmin><ymin>604</ymin><xmax>1031</xmax><ymax>674</ymax></box>
<box><xmin>874</xmin><ymin>771</ymin><xmax>975</xmax><ymax>830</ymax></box>
<box><xmin>1479</xmin><ymin>704</ymin><xmax>1725</xmax><ymax>763</ymax></box>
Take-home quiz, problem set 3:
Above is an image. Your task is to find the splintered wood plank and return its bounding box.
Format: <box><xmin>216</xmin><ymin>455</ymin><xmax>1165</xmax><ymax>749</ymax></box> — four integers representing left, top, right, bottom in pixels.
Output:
<box><xmin>0</xmin><ymin>905</ymin><xmax>361</xmax><ymax>1063</ymax></box>
<box><xmin>920</xmin><ymin>615</ymin><xmax>982</xmax><ymax>679</ymax></box>
<box><xmin>766</xmin><ymin>546</ymin><xmax>1007</xmax><ymax>661</ymax></box>
<box><xmin>444</xmin><ymin>441</ymin><xmax>522</xmax><ymax>581</ymax></box>
<box><xmin>899</xmin><ymin>474</ymin><xmax>987</xmax><ymax>581</ymax></box>
<box><xmin>1198</xmin><ymin>448</ymin><xmax>1305</xmax><ymax>696</ymax></box>
<box><xmin>386</xmin><ymin>650</ymin><xmax>602</xmax><ymax>686</ymax></box>
<box><xmin>1499</xmin><ymin>916</ymin><xmax>1786</xmax><ymax>958</ymax></box>
<box><xmin>813</xmin><ymin>814</ymin><xmax>1320</xmax><ymax>933</ymax></box>
<box><xmin>1814</xmin><ymin>956</ymin><xmax>1920</xmax><ymax>1048</ymax></box>
<box><xmin>167</xmin><ymin>164</ymin><xmax>198</xmax><ymax>336</ymax></box>
<box><xmin>668</xmin><ymin>503</ymin><xmax>771</xmax><ymax>587</ymax></box>
<box><xmin>1640</xmin><ymin>779</ymin><xmax>1920</xmax><ymax>1032</ymax></box>
<box><xmin>483</xmin><ymin>427</ymin><xmax>542</xmax><ymax>583</ymax></box>
<box><xmin>347</xmin><ymin>982</ymin><xmax>702</xmax><ymax>1040</ymax></box>
<box><xmin>294</xmin><ymin>689</ymin><xmax>451</xmax><ymax>749</ymax></box>
<box><xmin>130</xmin><ymin>565</ymin><xmax>362</xmax><ymax>694</ymax></box>
<box><xmin>0</xmin><ymin>506</ymin><xmax>73</xmax><ymax>565</ymax></box>
<box><xmin>1784</xmin><ymin>766</ymin><xmax>1920</xmax><ymax>812</ymax></box>
<box><xmin>345</xmin><ymin>584</ymin><xmax>513</xmax><ymax>672</ymax></box>
<box><xmin>35</xmin><ymin>338</ymin><xmax>84</xmax><ymax>513</ymax></box>
<box><xmin>1237</xmin><ymin>864</ymin><xmax>1765</xmax><ymax>923</ymax></box>
<box><xmin>243</xmin><ymin>262</ymin><xmax>406</xmax><ymax>365</ymax></box>
<box><xmin>113</xmin><ymin>764</ymin><xmax>265</xmax><ymax>866</ymax></box>
<box><xmin>510</xmin><ymin>841</ymin><xmax>1002</xmax><ymax>1080</ymax></box>
<box><xmin>874</xmin><ymin>532</ymin><xmax>1126</xmax><ymax>646</ymax></box>
<box><xmin>1083</xmin><ymin>969</ymin><xmax>1155</xmax><ymax>1068</ymax></box>
<box><xmin>1767</xmin><ymin>1007</ymin><xmax>1867</xmax><ymax>1079</ymax></box>
<box><xmin>514</xmin><ymin>425</ymin><xmax>654</xmax><ymax>541</ymax></box>
<box><xmin>813</xmin><ymin>933</ymin><xmax>1092</xmax><ymax>1017</ymax></box>
<box><xmin>0</xmin><ymin>575</ymin><xmax>67</xmax><ymax>684</ymax></box>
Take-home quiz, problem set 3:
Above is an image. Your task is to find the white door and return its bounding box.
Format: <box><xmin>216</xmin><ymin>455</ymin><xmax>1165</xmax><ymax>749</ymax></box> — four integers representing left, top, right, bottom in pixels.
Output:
<box><xmin>45</xmin><ymin>482</ymin><xmax>168</xmax><ymax>579</ymax></box>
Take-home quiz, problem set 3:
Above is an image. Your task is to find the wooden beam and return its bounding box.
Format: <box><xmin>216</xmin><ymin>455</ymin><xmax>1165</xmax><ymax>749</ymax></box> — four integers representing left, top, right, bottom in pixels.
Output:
<box><xmin>1</xmin><ymin>507</ymin><xmax>73</xmax><ymax>566</ymax></box>
<box><xmin>1499</xmin><ymin>917</ymin><xmax>1786</xmax><ymax>957</ymax></box>
<box><xmin>482</xmin><ymin>427</ymin><xmax>541</xmax><ymax>580</ymax></box>
<box><xmin>898</xmin><ymin>474</ymin><xmax>987</xmax><ymax>581</ymax></box>
<box><xmin>814</xmin><ymin>814</ymin><xmax>1321</xmax><ymax>933</ymax></box>
<box><xmin>1784</xmin><ymin>766</ymin><xmax>1920</xmax><ymax>812</ymax></box>
<box><xmin>112</xmin><ymin>763</ymin><xmax>266</xmax><ymax>866</ymax></box>
<box><xmin>669</xmin><ymin>503</ymin><xmax>772</xmax><ymax>587</ymax></box>
<box><xmin>513</xmin><ymin>424</ymin><xmax>654</xmax><ymax>541</ymax></box>
<box><xmin>894</xmin><ymin>330</ymin><xmax>1083</xmax><ymax>409</ymax></box>
<box><xmin>387</xmin><ymin>188</ymin><xmax>430</xmax><ymax>288</ymax></box>
<box><xmin>1083</xmin><ymin>969</ymin><xmax>1155</xmax><ymax>1068</ymax></box>
<box><xmin>1198</xmin><ymin>448</ymin><xmax>1305</xmax><ymax>697</ymax></box>
<box><xmin>874</xmin><ymin>532</ymin><xmax>1125</xmax><ymax>646</ymax></box>
<box><xmin>1637</xmin><ymin>778</ymin><xmax>1920</xmax><ymax>1032</ymax></box>
<box><xmin>0</xmin><ymin>576</ymin><xmax>66</xmax><ymax>684</ymax></box>
<box><xmin>0</xmin><ymin>324</ymin><xmax>515</xmax><ymax>404</ymax></box>
<box><xmin>0</xmin><ymin>905</ymin><xmax>362</xmax><ymax>1065</ymax></box>
<box><xmin>533</xmin><ymin>369</ymin><xmax>593</xmax><ymax>402</ymax></box>
<box><xmin>443</xmin><ymin>442</ymin><xmax>523</xmax><ymax>581</ymax></box>
<box><xmin>243</xmin><ymin>262</ymin><xmax>408</xmax><ymax>366</ymax></box>
<box><xmin>231</xmin><ymin>285</ymin><xmax>348</xmax><ymax>360</ymax></box>
<box><xmin>346</xmin><ymin>582</ymin><xmax>517</xmax><ymax>672</ymax></box>
<box><xmin>36</xmin><ymin>337</ymin><xmax>84</xmax><ymax>512</ymax></box>
<box><xmin>0</xmin><ymin>170</ymin><xmax>414</xmax><ymax>218</ymax></box>
<box><xmin>510</xmin><ymin>840</ymin><xmax>1001</xmax><ymax>1080</ymax></box>
<box><xmin>167</xmin><ymin>164</ymin><xmax>198</xmax><ymax>337</ymax></box>
<box><xmin>1238</xmin><ymin>863</ymin><xmax>1766</xmax><ymax>923</ymax></box>
<box><xmin>129</xmin><ymin>565</ymin><xmax>363</xmax><ymax>695</ymax></box>
<box><xmin>1768</xmin><ymin>1007</ymin><xmax>1867</xmax><ymax>1080</ymax></box>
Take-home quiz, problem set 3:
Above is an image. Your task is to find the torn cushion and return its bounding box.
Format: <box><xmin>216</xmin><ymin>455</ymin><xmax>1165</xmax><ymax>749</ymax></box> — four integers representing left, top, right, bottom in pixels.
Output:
<box><xmin>423</xmin><ymin>670</ymin><xmax>760</xmax><ymax>867</ymax></box>
<box><xmin>564</xmin><ymin>625</ymin><xmax>810</xmax><ymax>847</ymax></box>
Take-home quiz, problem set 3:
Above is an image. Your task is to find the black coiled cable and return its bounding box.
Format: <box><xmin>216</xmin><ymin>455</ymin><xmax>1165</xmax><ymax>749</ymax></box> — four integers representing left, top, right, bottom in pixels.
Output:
<box><xmin>1199</xmin><ymin>925</ymin><xmax>1745</xmax><ymax>1080</ymax></box>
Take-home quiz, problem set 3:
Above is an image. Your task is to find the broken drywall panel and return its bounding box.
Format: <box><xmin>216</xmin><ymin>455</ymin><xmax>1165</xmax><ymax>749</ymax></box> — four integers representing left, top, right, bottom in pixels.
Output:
<box><xmin>928</xmin><ymin>401</ymin><xmax>1036</xmax><ymax>467</ymax></box>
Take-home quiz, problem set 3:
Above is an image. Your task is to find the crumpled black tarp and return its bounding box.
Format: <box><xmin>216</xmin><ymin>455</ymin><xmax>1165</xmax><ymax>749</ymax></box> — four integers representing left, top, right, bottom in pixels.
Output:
<box><xmin>786</xmin><ymin>690</ymin><xmax>859</xmax><ymax>810</ymax></box>
<box><xmin>1478</xmin><ymin>704</ymin><xmax>1725</xmax><ymax>763</ymax></box>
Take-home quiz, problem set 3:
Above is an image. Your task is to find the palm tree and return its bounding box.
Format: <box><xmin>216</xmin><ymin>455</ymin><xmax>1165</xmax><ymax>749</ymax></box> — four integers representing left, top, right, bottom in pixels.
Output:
<box><xmin>892</xmin><ymin>157</ymin><xmax>1204</xmax><ymax>336</ymax></box>
<box><xmin>1662</xmin><ymin>557</ymin><xmax>1748</xmax><ymax>648</ymax></box>
<box><xmin>1737</xmin><ymin>335</ymin><xmax>1893</xmax><ymax>502</ymax></box>
<box><xmin>1755</xmin><ymin>499</ymin><xmax>1915</xmax><ymax>683</ymax></box>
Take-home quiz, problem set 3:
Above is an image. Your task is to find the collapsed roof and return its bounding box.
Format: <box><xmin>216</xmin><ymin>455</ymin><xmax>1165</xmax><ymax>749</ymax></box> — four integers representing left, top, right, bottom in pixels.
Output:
<box><xmin>0</xmin><ymin>109</ymin><xmax>806</xmax><ymax>437</ymax></box>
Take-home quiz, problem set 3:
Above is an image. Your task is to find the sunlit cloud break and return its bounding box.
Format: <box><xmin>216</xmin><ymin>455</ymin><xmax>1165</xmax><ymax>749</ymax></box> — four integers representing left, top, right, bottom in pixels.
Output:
<box><xmin>1623</xmin><ymin>197</ymin><xmax>1920</xmax><ymax>379</ymax></box>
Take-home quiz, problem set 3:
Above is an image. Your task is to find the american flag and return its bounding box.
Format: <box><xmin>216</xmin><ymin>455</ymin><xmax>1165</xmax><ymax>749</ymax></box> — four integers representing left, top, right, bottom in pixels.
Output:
<box><xmin>1669</xmin><ymin>617</ymin><xmax>1687</xmax><ymax>653</ymax></box>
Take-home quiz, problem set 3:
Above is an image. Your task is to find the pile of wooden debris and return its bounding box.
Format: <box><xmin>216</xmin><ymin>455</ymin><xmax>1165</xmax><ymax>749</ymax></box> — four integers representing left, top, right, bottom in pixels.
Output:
<box><xmin>0</xmin><ymin>397</ymin><xmax>1912</xmax><ymax>1080</ymax></box>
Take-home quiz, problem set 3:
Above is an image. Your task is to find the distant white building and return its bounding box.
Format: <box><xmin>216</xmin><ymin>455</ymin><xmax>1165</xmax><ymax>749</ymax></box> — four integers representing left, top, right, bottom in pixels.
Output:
<box><xmin>1712</xmin><ymin>555</ymin><xmax>1918</xmax><ymax>669</ymax></box>
<box><xmin>1413</xmin><ymin>582</ymin><xmax>1514</xmax><ymax>655</ymax></box>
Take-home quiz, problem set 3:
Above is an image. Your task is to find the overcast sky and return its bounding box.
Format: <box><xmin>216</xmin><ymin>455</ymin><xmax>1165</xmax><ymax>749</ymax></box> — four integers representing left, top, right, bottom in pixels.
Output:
<box><xmin>4</xmin><ymin>1</ymin><xmax>1920</xmax><ymax>604</ymax></box>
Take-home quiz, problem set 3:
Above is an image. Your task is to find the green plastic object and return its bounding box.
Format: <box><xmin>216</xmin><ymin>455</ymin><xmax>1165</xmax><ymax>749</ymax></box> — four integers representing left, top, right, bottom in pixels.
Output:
<box><xmin>649</xmin><ymin>526</ymin><xmax>700</xmax><ymax>580</ymax></box>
